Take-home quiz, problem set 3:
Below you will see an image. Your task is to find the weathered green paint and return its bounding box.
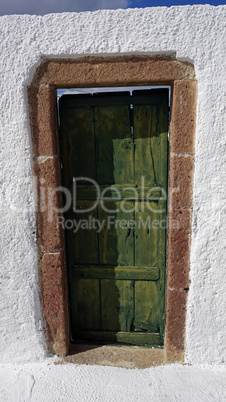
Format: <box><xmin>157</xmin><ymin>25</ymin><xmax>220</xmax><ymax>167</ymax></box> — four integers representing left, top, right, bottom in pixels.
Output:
<box><xmin>95</xmin><ymin>104</ymin><xmax>134</xmax><ymax>185</ymax></box>
<box><xmin>134</xmin><ymin>281</ymin><xmax>159</xmax><ymax>332</ymax></box>
<box><xmin>59</xmin><ymin>90</ymin><xmax>168</xmax><ymax>346</ymax></box>
<box><xmin>135</xmin><ymin>201</ymin><xmax>158</xmax><ymax>267</ymax></box>
<box><xmin>72</xmin><ymin>267</ymin><xmax>160</xmax><ymax>280</ymax></box>
<box><xmin>74</xmin><ymin>330</ymin><xmax>161</xmax><ymax>345</ymax></box>
<box><xmin>75</xmin><ymin>185</ymin><xmax>163</xmax><ymax>200</ymax></box>
<box><xmin>98</xmin><ymin>201</ymin><xmax>134</xmax><ymax>266</ymax></box>
<box><xmin>73</xmin><ymin>201</ymin><xmax>99</xmax><ymax>265</ymax></box>
<box><xmin>134</xmin><ymin>104</ymin><xmax>159</xmax><ymax>186</ymax></box>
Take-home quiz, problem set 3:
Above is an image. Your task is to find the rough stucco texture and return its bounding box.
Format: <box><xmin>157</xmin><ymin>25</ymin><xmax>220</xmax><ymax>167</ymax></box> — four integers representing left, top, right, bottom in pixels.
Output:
<box><xmin>0</xmin><ymin>5</ymin><xmax>225</xmax><ymax>365</ymax></box>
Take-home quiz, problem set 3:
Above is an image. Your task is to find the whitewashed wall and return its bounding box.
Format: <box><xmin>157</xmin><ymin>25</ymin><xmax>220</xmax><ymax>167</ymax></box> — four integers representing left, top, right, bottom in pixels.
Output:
<box><xmin>0</xmin><ymin>5</ymin><xmax>225</xmax><ymax>365</ymax></box>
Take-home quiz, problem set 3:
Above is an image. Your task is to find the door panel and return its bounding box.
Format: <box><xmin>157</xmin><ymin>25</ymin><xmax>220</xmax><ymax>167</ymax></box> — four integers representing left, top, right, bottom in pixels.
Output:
<box><xmin>59</xmin><ymin>90</ymin><xmax>168</xmax><ymax>346</ymax></box>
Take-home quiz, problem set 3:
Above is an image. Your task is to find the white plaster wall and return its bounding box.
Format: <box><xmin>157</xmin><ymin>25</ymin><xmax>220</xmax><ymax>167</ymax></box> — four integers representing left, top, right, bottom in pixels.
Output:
<box><xmin>0</xmin><ymin>5</ymin><xmax>225</xmax><ymax>365</ymax></box>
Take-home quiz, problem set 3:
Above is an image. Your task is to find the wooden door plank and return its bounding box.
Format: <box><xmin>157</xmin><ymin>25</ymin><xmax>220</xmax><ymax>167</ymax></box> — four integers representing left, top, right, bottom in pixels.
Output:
<box><xmin>157</xmin><ymin>95</ymin><xmax>168</xmax><ymax>343</ymax></box>
<box><xmin>117</xmin><ymin>280</ymin><xmax>134</xmax><ymax>332</ymax></box>
<box><xmin>94</xmin><ymin>105</ymin><xmax>134</xmax><ymax>185</ymax></box>
<box><xmin>98</xmin><ymin>201</ymin><xmax>134</xmax><ymax>266</ymax></box>
<box><xmin>75</xmin><ymin>185</ymin><xmax>162</xmax><ymax>200</ymax></box>
<box><xmin>135</xmin><ymin>201</ymin><xmax>158</xmax><ymax>267</ymax></box>
<box><xmin>61</xmin><ymin>106</ymin><xmax>96</xmax><ymax>187</ymax></box>
<box><xmin>100</xmin><ymin>279</ymin><xmax>120</xmax><ymax>331</ymax></box>
<box><xmin>72</xmin><ymin>200</ymin><xmax>99</xmax><ymax>265</ymax></box>
<box><xmin>158</xmin><ymin>96</ymin><xmax>169</xmax><ymax>190</ymax></box>
<box><xmin>157</xmin><ymin>199</ymin><xmax>167</xmax><ymax>344</ymax></box>
<box><xmin>75</xmin><ymin>279</ymin><xmax>100</xmax><ymax>331</ymax></box>
<box><xmin>70</xmin><ymin>278</ymin><xmax>101</xmax><ymax>337</ymax></box>
<box><xmin>116</xmin><ymin>331</ymin><xmax>160</xmax><ymax>345</ymax></box>
<box><xmin>73</xmin><ymin>267</ymin><xmax>160</xmax><ymax>281</ymax></box>
<box><xmin>75</xmin><ymin>330</ymin><xmax>161</xmax><ymax>345</ymax></box>
<box><xmin>134</xmin><ymin>104</ymin><xmax>159</xmax><ymax>187</ymax></box>
<box><xmin>134</xmin><ymin>280</ymin><xmax>159</xmax><ymax>333</ymax></box>
<box><xmin>60</xmin><ymin>93</ymin><xmax>167</xmax><ymax>108</ymax></box>
<box><xmin>100</xmin><ymin>279</ymin><xmax>134</xmax><ymax>332</ymax></box>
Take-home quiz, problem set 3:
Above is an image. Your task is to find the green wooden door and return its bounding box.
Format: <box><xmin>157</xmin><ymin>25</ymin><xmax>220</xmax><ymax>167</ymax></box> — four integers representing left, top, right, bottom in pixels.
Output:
<box><xmin>59</xmin><ymin>89</ymin><xmax>168</xmax><ymax>346</ymax></box>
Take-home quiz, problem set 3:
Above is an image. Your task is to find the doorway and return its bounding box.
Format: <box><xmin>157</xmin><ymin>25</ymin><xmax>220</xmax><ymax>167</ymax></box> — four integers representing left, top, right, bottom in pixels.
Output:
<box><xmin>59</xmin><ymin>88</ymin><xmax>169</xmax><ymax>346</ymax></box>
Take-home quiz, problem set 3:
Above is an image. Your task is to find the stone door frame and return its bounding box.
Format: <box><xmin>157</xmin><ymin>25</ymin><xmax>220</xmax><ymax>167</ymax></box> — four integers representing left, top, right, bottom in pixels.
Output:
<box><xmin>28</xmin><ymin>56</ymin><xmax>196</xmax><ymax>364</ymax></box>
